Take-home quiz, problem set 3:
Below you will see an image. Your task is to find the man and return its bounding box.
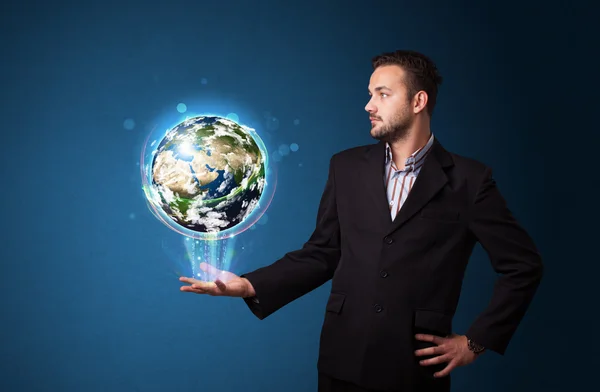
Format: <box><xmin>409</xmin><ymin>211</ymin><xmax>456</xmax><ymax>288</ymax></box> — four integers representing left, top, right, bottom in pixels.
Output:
<box><xmin>179</xmin><ymin>50</ymin><xmax>544</xmax><ymax>392</ymax></box>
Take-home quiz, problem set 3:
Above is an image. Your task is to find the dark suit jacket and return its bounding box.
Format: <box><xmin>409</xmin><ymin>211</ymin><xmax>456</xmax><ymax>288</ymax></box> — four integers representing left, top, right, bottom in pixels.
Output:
<box><xmin>241</xmin><ymin>138</ymin><xmax>543</xmax><ymax>391</ymax></box>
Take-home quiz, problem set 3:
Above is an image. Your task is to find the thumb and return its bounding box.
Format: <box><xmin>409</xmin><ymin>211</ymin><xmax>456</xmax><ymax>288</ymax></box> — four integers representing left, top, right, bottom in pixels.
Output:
<box><xmin>214</xmin><ymin>279</ymin><xmax>227</xmax><ymax>292</ymax></box>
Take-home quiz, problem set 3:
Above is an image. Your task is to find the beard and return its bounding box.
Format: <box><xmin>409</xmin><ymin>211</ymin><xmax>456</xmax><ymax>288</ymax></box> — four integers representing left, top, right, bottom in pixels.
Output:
<box><xmin>370</xmin><ymin>106</ymin><xmax>414</xmax><ymax>144</ymax></box>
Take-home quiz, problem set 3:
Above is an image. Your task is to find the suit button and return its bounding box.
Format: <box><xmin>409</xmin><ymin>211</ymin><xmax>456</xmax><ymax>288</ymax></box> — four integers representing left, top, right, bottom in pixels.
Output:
<box><xmin>384</xmin><ymin>236</ymin><xmax>393</xmax><ymax>244</ymax></box>
<box><xmin>374</xmin><ymin>304</ymin><xmax>383</xmax><ymax>313</ymax></box>
<box><xmin>380</xmin><ymin>270</ymin><xmax>388</xmax><ymax>278</ymax></box>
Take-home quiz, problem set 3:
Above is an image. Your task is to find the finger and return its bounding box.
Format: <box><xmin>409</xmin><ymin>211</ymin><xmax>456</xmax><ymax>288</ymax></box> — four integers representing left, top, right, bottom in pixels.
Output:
<box><xmin>434</xmin><ymin>361</ymin><xmax>457</xmax><ymax>378</ymax></box>
<box><xmin>415</xmin><ymin>334</ymin><xmax>444</xmax><ymax>345</ymax></box>
<box><xmin>179</xmin><ymin>276</ymin><xmax>201</xmax><ymax>284</ymax></box>
<box><xmin>415</xmin><ymin>345</ymin><xmax>445</xmax><ymax>356</ymax></box>
<box><xmin>420</xmin><ymin>354</ymin><xmax>451</xmax><ymax>366</ymax></box>
<box><xmin>214</xmin><ymin>279</ymin><xmax>227</xmax><ymax>292</ymax></box>
<box><xmin>191</xmin><ymin>282</ymin><xmax>221</xmax><ymax>295</ymax></box>
<box><xmin>180</xmin><ymin>286</ymin><xmax>208</xmax><ymax>294</ymax></box>
<box><xmin>182</xmin><ymin>285</ymin><xmax>224</xmax><ymax>296</ymax></box>
<box><xmin>192</xmin><ymin>281</ymin><xmax>227</xmax><ymax>296</ymax></box>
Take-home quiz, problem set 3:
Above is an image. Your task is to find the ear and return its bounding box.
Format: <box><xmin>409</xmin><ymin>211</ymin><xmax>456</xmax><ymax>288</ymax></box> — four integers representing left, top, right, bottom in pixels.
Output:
<box><xmin>413</xmin><ymin>91</ymin><xmax>428</xmax><ymax>114</ymax></box>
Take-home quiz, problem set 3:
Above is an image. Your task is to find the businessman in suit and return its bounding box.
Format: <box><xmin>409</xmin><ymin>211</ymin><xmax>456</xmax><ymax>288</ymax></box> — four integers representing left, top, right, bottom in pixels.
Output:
<box><xmin>179</xmin><ymin>50</ymin><xmax>544</xmax><ymax>391</ymax></box>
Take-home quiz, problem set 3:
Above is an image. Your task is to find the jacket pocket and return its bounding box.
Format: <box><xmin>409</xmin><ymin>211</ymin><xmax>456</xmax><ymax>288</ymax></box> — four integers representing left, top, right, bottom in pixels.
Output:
<box><xmin>325</xmin><ymin>292</ymin><xmax>346</xmax><ymax>314</ymax></box>
<box><xmin>414</xmin><ymin>309</ymin><xmax>453</xmax><ymax>336</ymax></box>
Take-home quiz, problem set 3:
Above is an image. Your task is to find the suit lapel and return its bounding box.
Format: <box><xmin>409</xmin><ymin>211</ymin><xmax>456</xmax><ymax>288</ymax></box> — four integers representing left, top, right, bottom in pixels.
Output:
<box><xmin>386</xmin><ymin>138</ymin><xmax>453</xmax><ymax>236</ymax></box>
<box><xmin>362</xmin><ymin>141</ymin><xmax>394</xmax><ymax>228</ymax></box>
<box><xmin>362</xmin><ymin>138</ymin><xmax>454</xmax><ymax>236</ymax></box>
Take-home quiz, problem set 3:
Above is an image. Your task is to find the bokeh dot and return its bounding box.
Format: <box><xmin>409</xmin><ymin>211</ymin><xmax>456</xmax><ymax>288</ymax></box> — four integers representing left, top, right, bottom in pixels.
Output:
<box><xmin>226</xmin><ymin>113</ymin><xmax>239</xmax><ymax>122</ymax></box>
<box><xmin>279</xmin><ymin>144</ymin><xmax>290</xmax><ymax>156</ymax></box>
<box><xmin>272</xmin><ymin>151</ymin><xmax>282</xmax><ymax>162</ymax></box>
<box><xmin>267</xmin><ymin>117</ymin><xmax>280</xmax><ymax>131</ymax></box>
<box><xmin>177</xmin><ymin>103</ymin><xmax>187</xmax><ymax>113</ymax></box>
<box><xmin>293</xmin><ymin>119</ymin><xmax>300</xmax><ymax>125</ymax></box>
<box><xmin>129</xmin><ymin>213</ymin><xmax>135</xmax><ymax>219</ymax></box>
<box><xmin>123</xmin><ymin>118</ymin><xmax>135</xmax><ymax>130</ymax></box>
<box><xmin>290</xmin><ymin>143</ymin><xmax>299</xmax><ymax>152</ymax></box>
<box><xmin>201</xmin><ymin>78</ymin><xmax>208</xmax><ymax>85</ymax></box>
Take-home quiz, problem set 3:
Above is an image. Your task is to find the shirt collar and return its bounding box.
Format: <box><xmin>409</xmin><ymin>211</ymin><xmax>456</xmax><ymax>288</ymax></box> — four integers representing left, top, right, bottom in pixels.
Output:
<box><xmin>385</xmin><ymin>132</ymin><xmax>435</xmax><ymax>172</ymax></box>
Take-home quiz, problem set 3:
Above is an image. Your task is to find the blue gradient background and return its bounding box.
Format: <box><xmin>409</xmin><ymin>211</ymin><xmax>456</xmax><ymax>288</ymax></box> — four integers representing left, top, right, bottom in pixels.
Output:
<box><xmin>0</xmin><ymin>1</ymin><xmax>595</xmax><ymax>391</ymax></box>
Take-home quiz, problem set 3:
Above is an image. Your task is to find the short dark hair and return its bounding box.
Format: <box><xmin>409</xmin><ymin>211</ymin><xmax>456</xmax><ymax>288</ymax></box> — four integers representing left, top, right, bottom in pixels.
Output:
<box><xmin>371</xmin><ymin>50</ymin><xmax>443</xmax><ymax>116</ymax></box>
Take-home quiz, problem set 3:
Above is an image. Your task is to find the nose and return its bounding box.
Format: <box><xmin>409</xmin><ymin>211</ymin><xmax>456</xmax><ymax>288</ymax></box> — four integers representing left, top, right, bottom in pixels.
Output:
<box><xmin>365</xmin><ymin>100</ymin><xmax>376</xmax><ymax>113</ymax></box>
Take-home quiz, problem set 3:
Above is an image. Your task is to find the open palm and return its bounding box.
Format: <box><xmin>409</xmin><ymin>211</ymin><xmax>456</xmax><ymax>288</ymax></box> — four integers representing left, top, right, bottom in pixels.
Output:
<box><xmin>179</xmin><ymin>262</ymin><xmax>254</xmax><ymax>297</ymax></box>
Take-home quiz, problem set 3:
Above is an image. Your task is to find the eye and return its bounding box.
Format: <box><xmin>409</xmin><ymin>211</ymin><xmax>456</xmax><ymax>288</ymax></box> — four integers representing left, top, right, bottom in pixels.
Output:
<box><xmin>380</xmin><ymin>93</ymin><xmax>388</xmax><ymax>98</ymax></box>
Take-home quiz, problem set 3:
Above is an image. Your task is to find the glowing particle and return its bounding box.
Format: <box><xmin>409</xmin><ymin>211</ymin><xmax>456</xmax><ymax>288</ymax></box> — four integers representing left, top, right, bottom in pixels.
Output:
<box><xmin>279</xmin><ymin>144</ymin><xmax>290</xmax><ymax>156</ymax></box>
<box><xmin>272</xmin><ymin>151</ymin><xmax>282</xmax><ymax>162</ymax></box>
<box><xmin>123</xmin><ymin>118</ymin><xmax>135</xmax><ymax>130</ymax></box>
<box><xmin>293</xmin><ymin>119</ymin><xmax>300</xmax><ymax>125</ymax></box>
<box><xmin>177</xmin><ymin>103</ymin><xmax>187</xmax><ymax>113</ymax></box>
<box><xmin>201</xmin><ymin>78</ymin><xmax>208</xmax><ymax>85</ymax></box>
<box><xmin>226</xmin><ymin>113</ymin><xmax>239</xmax><ymax>122</ymax></box>
<box><xmin>290</xmin><ymin>143</ymin><xmax>299</xmax><ymax>152</ymax></box>
<box><xmin>267</xmin><ymin>117</ymin><xmax>279</xmax><ymax>131</ymax></box>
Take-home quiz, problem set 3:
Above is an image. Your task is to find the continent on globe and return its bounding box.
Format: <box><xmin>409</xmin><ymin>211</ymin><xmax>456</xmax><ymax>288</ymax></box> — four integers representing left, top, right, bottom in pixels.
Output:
<box><xmin>150</xmin><ymin>115</ymin><xmax>266</xmax><ymax>233</ymax></box>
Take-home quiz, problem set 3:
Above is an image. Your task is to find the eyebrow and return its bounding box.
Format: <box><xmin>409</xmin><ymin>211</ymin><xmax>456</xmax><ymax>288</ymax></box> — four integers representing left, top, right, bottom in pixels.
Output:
<box><xmin>368</xmin><ymin>86</ymin><xmax>391</xmax><ymax>94</ymax></box>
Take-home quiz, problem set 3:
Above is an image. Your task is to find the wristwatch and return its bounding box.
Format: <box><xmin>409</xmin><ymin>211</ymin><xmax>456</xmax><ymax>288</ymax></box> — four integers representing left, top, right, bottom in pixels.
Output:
<box><xmin>466</xmin><ymin>337</ymin><xmax>486</xmax><ymax>354</ymax></box>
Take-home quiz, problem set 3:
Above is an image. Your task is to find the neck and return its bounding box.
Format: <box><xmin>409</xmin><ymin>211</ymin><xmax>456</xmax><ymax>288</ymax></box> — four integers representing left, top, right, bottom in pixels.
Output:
<box><xmin>388</xmin><ymin>124</ymin><xmax>431</xmax><ymax>170</ymax></box>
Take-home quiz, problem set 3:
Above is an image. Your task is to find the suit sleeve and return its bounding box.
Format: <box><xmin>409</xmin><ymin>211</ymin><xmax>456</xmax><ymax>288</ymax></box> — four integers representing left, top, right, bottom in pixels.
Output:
<box><xmin>240</xmin><ymin>154</ymin><xmax>342</xmax><ymax>320</ymax></box>
<box><xmin>465</xmin><ymin>166</ymin><xmax>544</xmax><ymax>355</ymax></box>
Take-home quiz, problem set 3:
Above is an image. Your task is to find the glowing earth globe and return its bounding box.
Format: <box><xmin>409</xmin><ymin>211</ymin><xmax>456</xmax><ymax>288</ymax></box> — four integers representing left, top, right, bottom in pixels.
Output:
<box><xmin>149</xmin><ymin>115</ymin><xmax>266</xmax><ymax>233</ymax></box>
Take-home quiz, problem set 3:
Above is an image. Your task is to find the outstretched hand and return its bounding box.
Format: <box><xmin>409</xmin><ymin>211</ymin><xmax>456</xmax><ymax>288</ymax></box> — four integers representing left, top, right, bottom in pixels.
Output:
<box><xmin>414</xmin><ymin>333</ymin><xmax>480</xmax><ymax>378</ymax></box>
<box><xmin>179</xmin><ymin>262</ymin><xmax>255</xmax><ymax>298</ymax></box>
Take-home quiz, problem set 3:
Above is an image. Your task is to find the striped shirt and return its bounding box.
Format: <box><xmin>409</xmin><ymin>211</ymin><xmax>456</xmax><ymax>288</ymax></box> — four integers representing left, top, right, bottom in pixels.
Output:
<box><xmin>384</xmin><ymin>133</ymin><xmax>434</xmax><ymax>220</ymax></box>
